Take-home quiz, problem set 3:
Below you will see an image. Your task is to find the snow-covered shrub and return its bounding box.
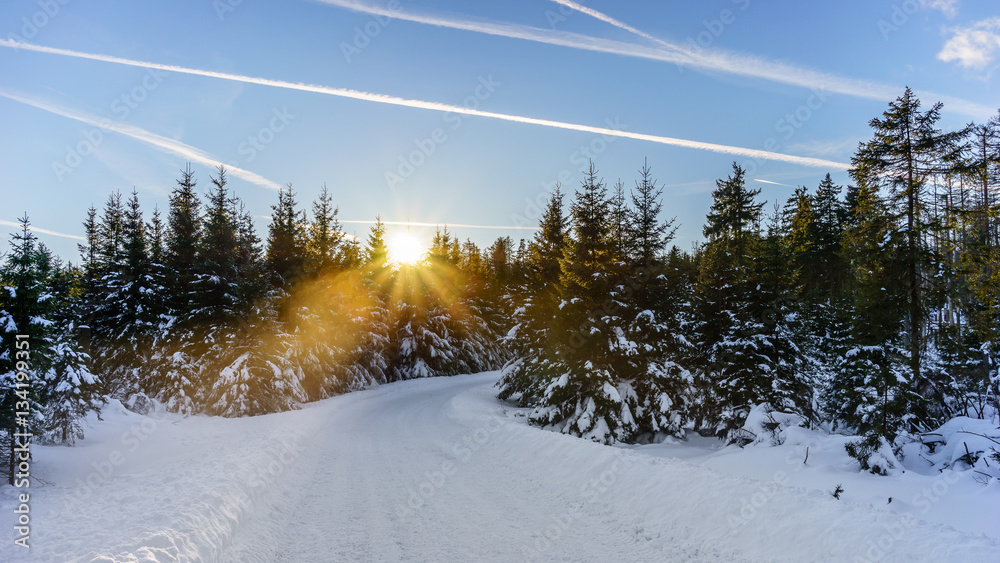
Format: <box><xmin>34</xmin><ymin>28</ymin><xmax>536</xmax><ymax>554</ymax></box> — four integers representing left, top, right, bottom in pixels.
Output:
<box><xmin>896</xmin><ymin>417</ymin><xmax>1000</xmax><ymax>481</ymax></box>
<box><xmin>845</xmin><ymin>433</ymin><xmax>900</xmax><ymax>476</ymax></box>
<box><xmin>734</xmin><ymin>403</ymin><xmax>808</xmax><ymax>447</ymax></box>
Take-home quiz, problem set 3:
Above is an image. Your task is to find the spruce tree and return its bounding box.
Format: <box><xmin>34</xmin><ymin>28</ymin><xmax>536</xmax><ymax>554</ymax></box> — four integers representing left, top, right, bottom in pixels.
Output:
<box><xmin>536</xmin><ymin>162</ymin><xmax>633</xmax><ymax>443</ymax></box>
<box><xmin>164</xmin><ymin>164</ymin><xmax>202</xmax><ymax>318</ymax></box>
<box><xmin>196</xmin><ymin>166</ymin><xmax>242</xmax><ymax>324</ymax></box>
<box><xmin>306</xmin><ymin>184</ymin><xmax>343</xmax><ymax>275</ymax></box>
<box><xmin>266</xmin><ymin>184</ymin><xmax>307</xmax><ymax>287</ymax></box>
<box><xmin>959</xmin><ymin>114</ymin><xmax>1000</xmax><ymax>377</ymax></box>
<box><xmin>96</xmin><ymin>190</ymin><xmax>162</xmax><ymax>398</ymax></box>
<box><xmin>1</xmin><ymin>217</ymin><xmax>98</xmax><ymax>463</ymax></box>
<box><xmin>498</xmin><ymin>188</ymin><xmax>569</xmax><ymax>407</ymax></box>
<box><xmin>623</xmin><ymin>160</ymin><xmax>689</xmax><ymax>440</ymax></box>
<box><xmin>852</xmin><ymin>87</ymin><xmax>961</xmax><ymax>385</ymax></box>
<box><xmin>365</xmin><ymin>216</ymin><xmax>389</xmax><ymax>271</ymax></box>
<box><xmin>695</xmin><ymin>163</ymin><xmax>775</xmax><ymax>439</ymax></box>
<box><xmin>831</xmin><ymin>176</ymin><xmax>919</xmax><ymax>469</ymax></box>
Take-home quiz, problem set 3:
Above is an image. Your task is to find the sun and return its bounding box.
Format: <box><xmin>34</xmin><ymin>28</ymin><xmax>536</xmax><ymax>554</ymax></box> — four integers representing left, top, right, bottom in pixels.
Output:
<box><xmin>387</xmin><ymin>231</ymin><xmax>426</xmax><ymax>265</ymax></box>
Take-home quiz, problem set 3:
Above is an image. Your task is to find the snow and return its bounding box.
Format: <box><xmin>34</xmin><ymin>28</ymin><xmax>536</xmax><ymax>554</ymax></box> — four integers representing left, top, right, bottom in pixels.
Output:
<box><xmin>2</xmin><ymin>372</ymin><xmax>998</xmax><ymax>562</ymax></box>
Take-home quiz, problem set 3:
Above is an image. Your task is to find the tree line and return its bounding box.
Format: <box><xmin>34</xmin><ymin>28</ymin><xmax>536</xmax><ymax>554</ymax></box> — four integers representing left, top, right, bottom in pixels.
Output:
<box><xmin>502</xmin><ymin>88</ymin><xmax>999</xmax><ymax>472</ymax></box>
<box><xmin>1</xmin><ymin>88</ymin><xmax>997</xmax><ymax>480</ymax></box>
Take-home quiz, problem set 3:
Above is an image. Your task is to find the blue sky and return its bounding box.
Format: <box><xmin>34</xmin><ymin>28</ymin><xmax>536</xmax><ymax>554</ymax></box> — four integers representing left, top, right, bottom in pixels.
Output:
<box><xmin>1</xmin><ymin>0</ymin><xmax>997</xmax><ymax>262</ymax></box>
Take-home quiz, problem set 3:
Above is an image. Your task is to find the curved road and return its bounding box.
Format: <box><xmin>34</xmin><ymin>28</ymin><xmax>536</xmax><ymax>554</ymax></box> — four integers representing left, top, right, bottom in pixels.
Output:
<box><xmin>11</xmin><ymin>371</ymin><xmax>998</xmax><ymax>562</ymax></box>
<box><xmin>223</xmin><ymin>372</ymin><xmax>738</xmax><ymax>562</ymax></box>
<box><xmin>218</xmin><ymin>372</ymin><xmax>998</xmax><ymax>562</ymax></box>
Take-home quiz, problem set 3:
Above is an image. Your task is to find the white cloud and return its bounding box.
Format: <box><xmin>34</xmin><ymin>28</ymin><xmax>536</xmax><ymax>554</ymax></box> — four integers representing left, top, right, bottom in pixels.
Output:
<box><xmin>938</xmin><ymin>17</ymin><xmax>1000</xmax><ymax>71</ymax></box>
<box><xmin>926</xmin><ymin>0</ymin><xmax>959</xmax><ymax>19</ymax></box>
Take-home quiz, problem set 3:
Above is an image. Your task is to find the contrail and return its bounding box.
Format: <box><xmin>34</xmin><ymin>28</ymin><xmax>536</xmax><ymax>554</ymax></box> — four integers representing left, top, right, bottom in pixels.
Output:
<box><xmin>754</xmin><ymin>178</ymin><xmax>798</xmax><ymax>188</ymax></box>
<box><xmin>0</xmin><ymin>88</ymin><xmax>283</xmax><ymax>191</ymax></box>
<box><xmin>0</xmin><ymin>219</ymin><xmax>85</xmax><ymax>240</ymax></box>
<box><xmin>548</xmin><ymin>0</ymin><xmax>677</xmax><ymax>51</ymax></box>
<box><xmin>314</xmin><ymin>0</ymin><xmax>993</xmax><ymax>119</ymax></box>
<box><xmin>0</xmin><ymin>39</ymin><xmax>849</xmax><ymax>170</ymax></box>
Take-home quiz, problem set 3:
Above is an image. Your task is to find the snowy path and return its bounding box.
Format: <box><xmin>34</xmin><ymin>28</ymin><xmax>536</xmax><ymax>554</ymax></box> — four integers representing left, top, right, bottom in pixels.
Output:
<box><xmin>3</xmin><ymin>371</ymin><xmax>999</xmax><ymax>562</ymax></box>
<box><xmin>221</xmin><ymin>373</ymin><xmax>743</xmax><ymax>562</ymax></box>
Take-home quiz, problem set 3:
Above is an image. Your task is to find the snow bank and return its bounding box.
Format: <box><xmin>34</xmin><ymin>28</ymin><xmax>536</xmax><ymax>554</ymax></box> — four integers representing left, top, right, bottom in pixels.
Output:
<box><xmin>1</xmin><ymin>373</ymin><xmax>997</xmax><ymax>562</ymax></box>
<box><xmin>0</xmin><ymin>398</ymin><xmax>332</xmax><ymax>562</ymax></box>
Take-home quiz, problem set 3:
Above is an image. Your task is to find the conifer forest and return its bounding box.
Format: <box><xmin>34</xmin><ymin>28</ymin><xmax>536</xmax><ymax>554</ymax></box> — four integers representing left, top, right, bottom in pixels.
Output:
<box><xmin>2</xmin><ymin>88</ymin><xmax>999</xmax><ymax>480</ymax></box>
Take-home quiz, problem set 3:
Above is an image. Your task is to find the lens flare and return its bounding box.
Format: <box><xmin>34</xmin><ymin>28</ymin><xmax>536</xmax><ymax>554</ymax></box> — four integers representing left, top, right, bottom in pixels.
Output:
<box><xmin>387</xmin><ymin>232</ymin><xmax>425</xmax><ymax>265</ymax></box>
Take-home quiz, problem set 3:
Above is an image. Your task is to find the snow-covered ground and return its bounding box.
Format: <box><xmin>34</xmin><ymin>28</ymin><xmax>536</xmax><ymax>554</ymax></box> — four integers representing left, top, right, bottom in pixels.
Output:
<box><xmin>1</xmin><ymin>371</ymin><xmax>997</xmax><ymax>562</ymax></box>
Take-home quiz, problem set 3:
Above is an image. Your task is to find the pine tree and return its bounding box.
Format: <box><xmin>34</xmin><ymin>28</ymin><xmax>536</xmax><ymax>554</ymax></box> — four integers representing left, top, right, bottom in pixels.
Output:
<box><xmin>498</xmin><ymin>188</ymin><xmax>569</xmax><ymax>407</ymax></box>
<box><xmin>195</xmin><ymin>166</ymin><xmax>242</xmax><ymax>324</ymax></box>
<box><xmin>630</xmin><ymin>159</ymin><xmax>676</xmax><ymax>268</ymax></box>
<box><xmin>145</xmin><ymin>204</ymin><xmax>170</xmax><ymax>331</ymax></box>
<box><xmin>365</xmin><ymin>216</ymin><xmax>389</xmax><ymax>270</ymax></box>
<box><xmin>339</xmin><ymin>218</ymin><xmax>392</xmax><ymax>386</ymax></box>
<box><xmin>150</xmin><ymin>166</ymin><xmax>206</xmax><ymax>411</ymax></box>
<box><xmin>98</xmin><ymin>191</ymin><xmax>125</xmax><ymax>273</ymax></box>
<box><xmin>696</xmin><ymin>163</ymin><xmax>792</xmax><ymax>439</ymax></box>
<box><xmin>204</xmin><ymin>286</ymin><xmax>305</xmax><ymax>417</ymax></box>
<box><xmin>532</xmin><ymin>162</ymin><xmax>634</xmax><ymax>443</ymax></box>
<box><xmin>96</xmin><ymin>189</ymin><xmax>162</xmax><ymax>398</ymax></box>
<box><xmin>697</xmin><ymin>163</ymin><xmax>763</xmax><ymax>345</ymax></box>
<box><xmin>164</xmin><ymin>164</ymin><xmax>202</xmax><ymax>318</ymax></box>
<box><xmin>785</xmin><ymin>177</ymin><xmax>851</xmax><ymax>421</ymax></box>
<box><xmin>306</xmin><ymin>184</ymin><xmax>343</xmax><ymax>275</ymax></box>
<box><xmin>852</xmin><ymin>87</ymin><xmax>961</xmax><ymax>385</ymax></box>
<box><xmin>235</xmin><ymin>203</ymin><xmax>266</xmax><ymax>308</ymax></box>
<box><xmin>386</xmin><ymin>228</ymin><xmax>502</xmax><ymax>381</ymax></box>
<box><xmin>608</xmin><ymin>179</ymin><xmax>631</xmax><ymax>263</ymax></box>
<box><xmin>958</xmin><ymin>114</ymin><xmax>1000</xmax><ymax>384</ymax></box>
<box><xmin>78</xmin><ymin>205</ymin><xmax>101</xmax><ymax>297</ymax></box>
<box><xmin>830</xmin><ymin>176</ymin><xmax>920</xmax><ymax>467</ymax></box>
<box><xmin>89</xmin><ymin>191</ymin><xmax>128</xmax><ymax>392</ymax></box>
<box><xmin>528</xmin><ymin>185</ymin><xmax>568</xmax><ymax>289</ymax></box>
<box><xmin>266</xmin><ymin>184</ymin><xmax>307</xmax><ymax>287</ymax></box>
<box><xmin>622</xmin><ymin>160</ymin><xmax>689</xmax><ymax>440</ymax></box>
<box><xmin>0</xmin><ymin>216</ymin><xmax>49</xmax><ymax>482</ymax></box>
<box><xmin>482</xmin><ymin>236</ymin><xmax>516</xmax><ymax>339</ymax></box>
<box><xmin>76</xmin><ymin>205</ymin><xmax>101</xmax><ymax>358</ymax></box>
<box><xmin>1</xmin><ymin>216</ymin><xmax>98</xmax><ymax>468</ymax></box>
